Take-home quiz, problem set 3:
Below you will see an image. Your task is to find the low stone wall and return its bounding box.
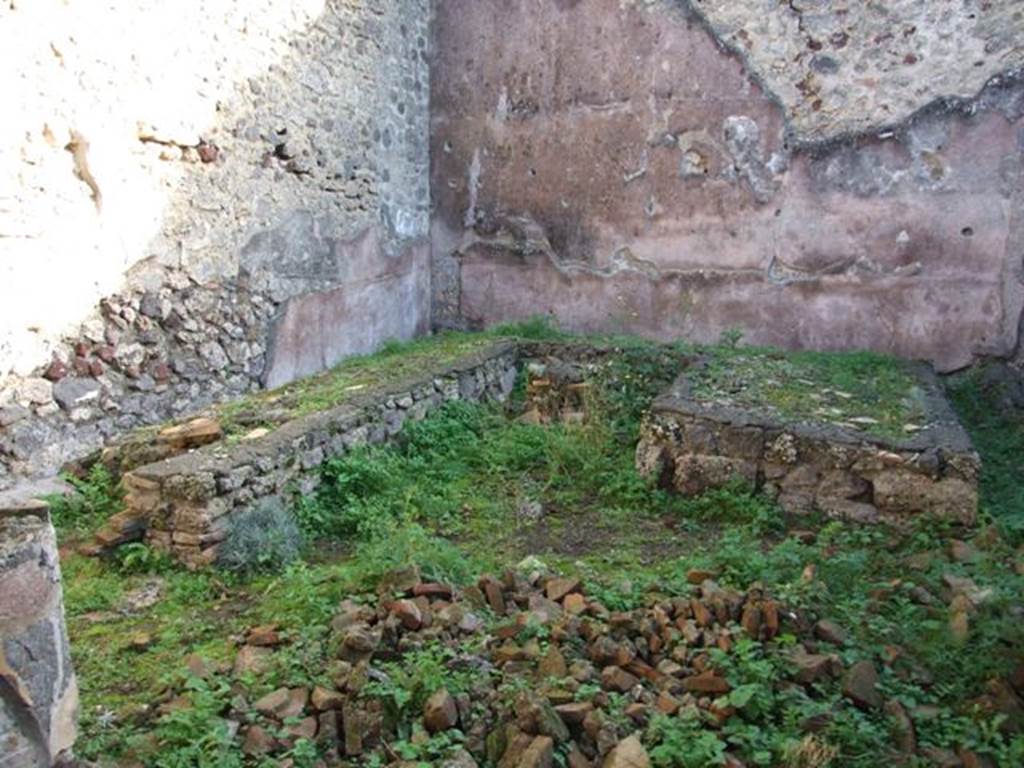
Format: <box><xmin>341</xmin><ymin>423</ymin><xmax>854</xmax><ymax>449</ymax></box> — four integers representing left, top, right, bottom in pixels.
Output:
<box><xmin>100</xmin><ymin>342</ymin><xmax>519</xmax><ymax>568</ymax></box>
<box><xmin>0</xmin><ymin>501</ymin><xmax>78</xmax><ymax>768</ymax></box>
<box><xmin>636</xmin><ymin>368</ymin><xmax>981</xmax><ymax>525</ymax></box>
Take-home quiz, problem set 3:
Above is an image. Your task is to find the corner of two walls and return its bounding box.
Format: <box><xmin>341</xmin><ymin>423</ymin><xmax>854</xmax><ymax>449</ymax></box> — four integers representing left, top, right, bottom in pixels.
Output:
<box><xmin>0</xmin><ymin>0</ymin><xmax>433</xmax><ymax>490</ymax></box>
<box><xmin>428</xmin><ymin>0</ymin><xmax>1024</xmax><ymax>373</ymax></box>
<box><xmin>3</xmin><ymin>0</ymin><xmax>1024</xmax><ymax>492</ymax></box>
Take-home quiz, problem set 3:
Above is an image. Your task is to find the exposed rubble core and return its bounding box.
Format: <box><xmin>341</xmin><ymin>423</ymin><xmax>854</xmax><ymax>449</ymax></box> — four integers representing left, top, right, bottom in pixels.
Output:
<box><xmin>686</xmin><ymin>0</ymin><xmax>1024</xmax><ymax>144</ymax></box>
<box><xmin>0</xmin><ymin>0</ymin><xmax>432</xmax><ymax>490</ymax></box>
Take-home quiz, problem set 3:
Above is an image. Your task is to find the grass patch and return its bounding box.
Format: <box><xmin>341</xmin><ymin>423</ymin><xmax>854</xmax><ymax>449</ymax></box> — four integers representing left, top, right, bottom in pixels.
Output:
<box><xmin>687</xmin><ymin>346</ymin><xmax>927</xmax><ymax>440</ymax></box>
<box><xmin>947</xmin><ymin>364</ymin><xmax>1024</xmax><ymax>542</ymax></box>
<box><xmin>45</xmin><ymin>463</ymin><xmax>123</xmax><ymax>541</ymax></box>
<box><xmin>218</xmin><ymin>331</ymin><xmax>506</xmax><ymax>437</ymax></box>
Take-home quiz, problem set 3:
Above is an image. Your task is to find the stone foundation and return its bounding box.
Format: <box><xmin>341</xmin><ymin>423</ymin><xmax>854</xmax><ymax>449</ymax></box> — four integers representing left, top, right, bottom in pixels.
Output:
<box><xmin>0</xmin><ymin>501</ymin><xmax>78</xmax><ymax>768</ymax></box>
<box><xmin>100</xmin><ymin>342</ymin><xmax>519</xmax><ymax>568</ymax></box>
<box><xmin>636</xmin><ymin>366</ymin><xmax>980</xmax><ymax>525</ymax></box>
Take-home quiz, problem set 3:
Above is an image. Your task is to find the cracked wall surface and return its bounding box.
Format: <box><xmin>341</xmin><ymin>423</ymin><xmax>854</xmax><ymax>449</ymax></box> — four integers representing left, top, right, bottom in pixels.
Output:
<box><xmin>430</xmin><ymin>0</ymin><xmax>1024</xmax><ymax>371</ymax></box>
<box><xmin>0</xmin><ymin>0</ymin><xmax>431</xmax><ymax>488</ymax></box>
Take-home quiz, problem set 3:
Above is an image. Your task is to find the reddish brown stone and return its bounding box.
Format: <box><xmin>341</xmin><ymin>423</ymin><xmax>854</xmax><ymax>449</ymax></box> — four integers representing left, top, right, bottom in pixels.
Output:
<box><xmin>413</xmin><ymin>582</ymin><xmax>453</xmax><ymax>599</ymax></box>
<box><xmin>601</xmin><ymin>665</ymin><xmax>640</xmax><ymax>693</ymax></box>
<box><xmin>683</xmin><ymin>671</ymin><xmax>731</xmax><ymax>695</ymax></box>
<box><xmin>43</xmin><ymin>357</ymin><xmax>68</xmax><ymax>381</ymax></box>
<box><xmin>311</xmin><ymin>686</ymin><xmax>345</xmax><ymax>712</ymax></box>
<box><xmin>545</xmin><ymin>577</ymin><xmax>581</xmax><ymax>602</ymax></box>
<box><xmin>390</xmin><ymin>599</ymin><xmax>423</xmax><ymax>630</ymax></box>
<box><xmin>424</xmin><ymin>688</ymin><xmax>459</xmax><ymax>733</ymax></box>
<box><xmin>554</xmin><ymin>701</ymin><xmax>593</xmax><ymax>725</ymax></box>
<box><xmin>246</xmin><ymin>624</ymin><xmax>282</xmax><ymax>647</ymax></box>
<box><xmin>242</xmin><ymin>725</ymin><xmax>277</xmax><ymax>756</ymax></box>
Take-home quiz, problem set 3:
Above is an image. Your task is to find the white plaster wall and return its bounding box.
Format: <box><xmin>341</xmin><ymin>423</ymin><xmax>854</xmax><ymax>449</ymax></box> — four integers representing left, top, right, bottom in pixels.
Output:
<box><xmin>0</xmin><ymin>0</ymin><xmax>329</xmax><ymax>377</ymax></box>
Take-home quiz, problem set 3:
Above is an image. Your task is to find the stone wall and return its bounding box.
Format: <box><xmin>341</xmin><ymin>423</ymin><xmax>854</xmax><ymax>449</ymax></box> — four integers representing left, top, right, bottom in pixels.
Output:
<box><xmin>0</xmin><ymin>0</ymin><xmax>432</xmax><ymax>490</ymax></box>
<box><xmin>102</xmin><ymin>343</ymin><xmax>518</xmax><ymax>568</ymax></box>
<box><xmin>636</xmin><ymin>368</ymin><xmax>981</xmax><ymax>526</ymax></box>
<box><xmin>430</xmin><ymin>0</ymin><xmax>1024</xmax><ymax>373</ymax></box>
<box><xmin>0</xmin><ymin>502</ymin><xmax>78</xmax><ymax>768</ymax></box>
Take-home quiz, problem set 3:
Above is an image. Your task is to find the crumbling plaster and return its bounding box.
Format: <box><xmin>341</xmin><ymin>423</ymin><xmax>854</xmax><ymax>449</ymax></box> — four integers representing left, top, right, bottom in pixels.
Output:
<box><xmin>0</xmin><ymin>0</ymin><xmax>431</xmax><ymax>487</ymax></box>
<box><xmin>430</xmin><ymin>0</ymin><xmax>1024</xmax><ymax>371</ymax></box>
<box><xmin>688</xmin><ymin>0</ymin><xmax>1024</xmax><ymax>145</ymax></box>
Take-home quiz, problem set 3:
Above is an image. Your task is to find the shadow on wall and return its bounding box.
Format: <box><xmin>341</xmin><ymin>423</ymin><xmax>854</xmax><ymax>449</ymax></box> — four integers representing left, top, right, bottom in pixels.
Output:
<box><xmin>0</xmin><ymin>0</ymin><xmax>432</xmax><ymax>488</ymax></box>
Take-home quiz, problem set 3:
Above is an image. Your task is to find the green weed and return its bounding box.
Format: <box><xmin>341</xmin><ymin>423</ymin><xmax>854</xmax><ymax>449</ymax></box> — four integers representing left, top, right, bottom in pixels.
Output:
<box><xmin>947</xmin><ymin>365</ymin><xmax>1024</xmax><ymax>542</ymax></box>
<box><xmin>45</xmin><ymin>463</ymin><xmax>123</xmax><ymax>540</ymax></box>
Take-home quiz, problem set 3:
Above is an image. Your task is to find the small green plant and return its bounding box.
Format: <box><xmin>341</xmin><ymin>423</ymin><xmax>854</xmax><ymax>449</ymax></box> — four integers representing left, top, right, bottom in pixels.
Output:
<box><xmin>45</xmin><ymin>463</ymin><xmax>123</xmax><ymax>539</ymax></box>
<box><xmin>144</xmin><ymin>676</ymin><xmax>242</xmax><ymax>768</ymax></box>
<box><xmin>281</xmin><ymin>738</ymin><xmax>321</xmax><ymax>768</ymax></box>
<box><xmin>491</xmin><ymin>314</ymin><xmax>567</xmax><ymax>340</ymax></box>
<box><xmin>364</xmin><ymin>643</ymin><xmax>481</xmax><ymax>737</ymax></box>
<box><xmin>647</xmin><ymin>711</ymin><xmax>728</xmax><ymax>767</ymax></box>
<box><xmin>113</xmin><ymin>542</ymin><xmax>171</xmax><ymax>575</ymax></box>
<box><xmin>947</xmin><ymin>364</ymin><xmax>1024</xmax><ymax>543</ymax></box>
<box><xmin>674</xmin><ymin>481</ymin><xmax>784</xmax><ymax>535</ymax></box>
<box><xmin>354</xmin><ymin>521</ymin><xmax>482</xmax><ymax>587</ymax></box>
<box><xmin>218</xmin><ymin>497</ymin><xmax>305</xmax><ymax>574</ymax></box>
<box><xmin>719</xmin><ymin>326</ymin><xmax>745</xmax><ymax>349</ymax></box>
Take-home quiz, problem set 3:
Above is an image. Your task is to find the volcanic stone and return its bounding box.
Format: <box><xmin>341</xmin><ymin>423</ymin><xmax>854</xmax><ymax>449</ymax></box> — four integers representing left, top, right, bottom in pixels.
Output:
<box><xmin>843</xmin><ymin>661</ymin><xmax>883</xmax><ymax>709</ymax></box>
<box><xmin>424</xmin><ymin>688</ymin><xmax>459</xmax><ymax>733</ymax></box>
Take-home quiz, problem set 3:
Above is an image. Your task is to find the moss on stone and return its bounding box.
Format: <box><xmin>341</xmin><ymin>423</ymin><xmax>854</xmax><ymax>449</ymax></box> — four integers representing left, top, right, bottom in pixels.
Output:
<box><xmin>686</xmin><ymin>346</ymin><xmax>927</xmax><ymax>440</ymax></box>
<box><xmin>218</xmin><ymin>332</ymin><xmax>504</xmax><ymax>437</ymax></box>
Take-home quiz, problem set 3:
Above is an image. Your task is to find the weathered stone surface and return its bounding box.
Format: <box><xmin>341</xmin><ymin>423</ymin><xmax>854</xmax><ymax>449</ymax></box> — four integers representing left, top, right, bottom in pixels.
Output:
<box><xmin>688</xmin><ymin>1</ymin><xmax>1024</xmax><ymax>142</ymax></box>
<box><xmin>424</xmin><ymin>688</ymin><xmax>459</xmax><ymax>734</ymax></box>
<box><xmin>682</xmin><ymin>671</ymin><xmax>731</xmax><ymax>695</ymax></box>
<box><xmin>0</xmin><ymin>504</ymin><xmax>78</xmax><ymax>765</ymax></box>
<box><xmin>602</xmin><ymin>735</ymin><xmax>650</xmax><ymax>768</ymax></box>
<box><xmin>52</xmin><ymin>378</ymin><xmax>101</xmax><ymax>411</ymax></box>
<box><xmin>637</xmin><ymin>364</ymin><xmax>980</xmax><ymax>525</ymax></box>
<box><xmin>254</xmin><ymin>687</ymin><xmax>308</xmax><ymax>720</ymax></box>
<box><xmin>673</xmin><ymin>454</ymin><xmax>758</xmax><ymax>497</ymax></box>
<box><xmin>843</xmin><ymin>661</ymin><xmax>883</xmax><ymax>710</ymax></box>
<box><xmin>789</xmin><ymin>647</ymin><xmax>838</xmax><ymax>685</ymax></box>
<box><xmin>518</xmin><ymin>735</ymin><xmax>554</xmax><ymax>768</ymax></box>
<box><xmin>431</xmin><ymin>0</ymin><xmax>1024</xmax><ymax>373</ymax></box>
<box><xmin>157</xmin><ymin>418</ymin><xmax>223</xmax><ymax>451</ymax></box>
<box><xmin>98</xmin><ymin>343</ymin><xmax>517</xmax><ymax>566</ymax></box>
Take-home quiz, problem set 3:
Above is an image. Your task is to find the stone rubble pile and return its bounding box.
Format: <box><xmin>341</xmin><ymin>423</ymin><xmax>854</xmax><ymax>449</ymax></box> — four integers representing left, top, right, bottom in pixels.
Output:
<box><xmin>156</xmin><ymin>562</ymin><xmax>1008</xmax><ymax>768</ymax></box>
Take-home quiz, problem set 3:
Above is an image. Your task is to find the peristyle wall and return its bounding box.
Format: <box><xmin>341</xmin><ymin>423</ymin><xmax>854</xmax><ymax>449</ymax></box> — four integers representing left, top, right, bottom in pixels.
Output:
<box><xmin>430</xmin><ymin>0</ymin><xmax>1024</xmax><ymax>373</ymax></box>
<box><xmin>0</xmin><ymin>0</ymin><xmax>431</xmax><ymax>489</ymax></box>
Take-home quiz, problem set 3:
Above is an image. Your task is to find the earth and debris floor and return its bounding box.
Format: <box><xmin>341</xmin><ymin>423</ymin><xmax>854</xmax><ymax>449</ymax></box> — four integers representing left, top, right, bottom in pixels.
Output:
<box><xmin>51</xmin><ymin>330</ymin><xmax>1024</xmax><ymax>768</ymax></box>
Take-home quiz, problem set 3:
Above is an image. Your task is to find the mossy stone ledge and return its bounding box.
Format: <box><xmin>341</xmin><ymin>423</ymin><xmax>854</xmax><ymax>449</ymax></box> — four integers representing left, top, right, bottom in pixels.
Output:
<box><xmin>637</xmin><ymin>360</ymin><xmax>980</xmax><ymax>525</ymax></box>
<box><xmin>93</xmin><ymin>341</ymin><xmax>518</xmax><ymax>568</ymax></box>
